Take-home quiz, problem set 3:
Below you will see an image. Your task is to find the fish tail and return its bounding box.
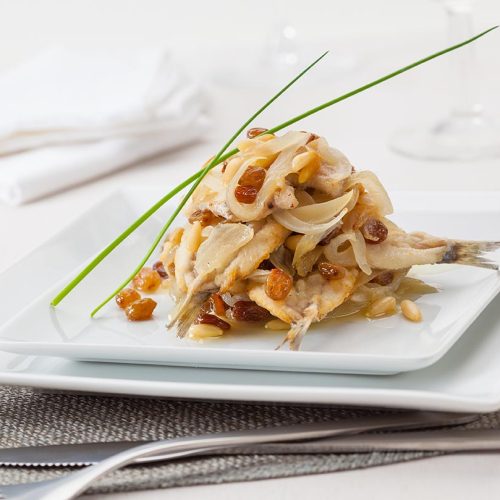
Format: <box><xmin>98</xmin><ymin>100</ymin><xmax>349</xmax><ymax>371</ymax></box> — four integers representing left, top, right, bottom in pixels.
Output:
<box><xmin>276</xmin><ymin>307</ymin><xmax>316</xmax><ymax>351</ymax></box>
<box><xmin>167</xmin><ymin>291</ymin><xmax>209</xmax><ymax>338</ymax></box>
<box><xmin>441</xmin><ymin>241</ymin><xmax>500</xmax><ymax>270</ymax></box>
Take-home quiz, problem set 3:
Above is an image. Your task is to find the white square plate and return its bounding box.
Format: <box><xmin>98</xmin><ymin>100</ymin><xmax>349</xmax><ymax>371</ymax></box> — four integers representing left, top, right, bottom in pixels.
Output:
<box><xmin>2</xmin><ymin>240</ymin><xmax>500</xmax><ymax>412</ymax></box>
<box><xmin>0</xmin><ymin>188</ymin><xmax>498</xmax><ymax>374</ymax></box>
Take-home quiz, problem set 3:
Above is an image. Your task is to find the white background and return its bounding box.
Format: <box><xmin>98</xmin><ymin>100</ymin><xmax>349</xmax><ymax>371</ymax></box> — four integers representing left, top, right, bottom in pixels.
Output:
<box><xmin>1</xmin><ymin>1</ymin><xmax>500</xmax><ymax>498</ymax></box>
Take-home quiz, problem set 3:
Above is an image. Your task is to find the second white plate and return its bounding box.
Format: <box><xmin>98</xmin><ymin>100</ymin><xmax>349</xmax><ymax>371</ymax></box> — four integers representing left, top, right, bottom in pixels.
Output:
<box><xmin>0</xmin><ymin>188</ymin><xmax>499</xmax><ymax>374</ymax></box>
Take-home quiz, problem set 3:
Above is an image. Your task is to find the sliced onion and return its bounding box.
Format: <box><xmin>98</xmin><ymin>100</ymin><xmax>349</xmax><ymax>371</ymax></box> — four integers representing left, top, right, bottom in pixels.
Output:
<box><xmin>308</xmin><ymin>137</ymin><xmax>352</xmax><ymax>180</ymax></box>
<box><xmin>323</xmin><ymin>233</ymin><xmax>353</xmax><ymax>264</ymax></box>
<box><xmin>249</xmin><ymin>131</ymin><xmax>310</xmax><ymax>156</ymax></box>
<box><xmin>351</xmin><ymin>230</ymin><xmax>372</xmax><ymax>275</ymax></box>
<box><xmin>292</xmin><ymin>205</ymin><xmax>348</xmax><ymax>271</ymax></box>
<box><xmin>273</xmin><ymin>207</ymin><xmax>348</xmax><ymax>235</ymax></box>
<box><xmin>293</xmin><ymin>233</ymin><xmax>321</xmax><ymax>268</ymax></box>
<box><xmin>295</xmin><ymin>189</ymin><xmax>315</xmax><ymax>206</ymax></box>
<box><xmin>288</xmin><ymin>190</ymin><xmax>353</xmax><ymax>224</ymax></box>
<box><xmin>323</xmin><ymin>230</ymin><xmax>372</xmax><ymax>275</ymax></box>
<box><xmin>272</xmin><ymin>187</ymin><xmax>353</xmax><ymax>236</ymax></box>
<box><xmin>347</xmin><ymin>171</ymin><xmax>393</xmax><ymax>215</ymax></box>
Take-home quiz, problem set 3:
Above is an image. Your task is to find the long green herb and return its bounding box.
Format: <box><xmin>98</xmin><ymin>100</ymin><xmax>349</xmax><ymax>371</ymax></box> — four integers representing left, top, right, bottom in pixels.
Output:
<box><xmin>51</xmin><ymin>26</ymin><xmax>497</xmax><ymax>315</ymax></box>
<box><xmin>50</xmin><ymin>50</ymin><xmax>328</xmax><ymax>311</ymax></box>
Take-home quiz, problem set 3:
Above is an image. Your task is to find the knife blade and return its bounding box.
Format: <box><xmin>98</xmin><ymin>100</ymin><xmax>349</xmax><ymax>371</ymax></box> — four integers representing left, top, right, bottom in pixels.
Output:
<box><xmin>242</xmin><ymin>428</ymin><xmax>500</xmax><ymax>454</ymax></box>
<box><xmin>0</xmin><ymin>411</ymin><xmax>476</xmax><ymax>467</ymax></box>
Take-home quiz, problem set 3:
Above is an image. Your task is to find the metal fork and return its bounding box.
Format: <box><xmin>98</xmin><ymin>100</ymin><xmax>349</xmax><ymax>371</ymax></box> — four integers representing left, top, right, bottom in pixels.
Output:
<box><xmin>0</xmin><ymin>411</ymin><xmax>476</xmax><ymax>500</ymax></box>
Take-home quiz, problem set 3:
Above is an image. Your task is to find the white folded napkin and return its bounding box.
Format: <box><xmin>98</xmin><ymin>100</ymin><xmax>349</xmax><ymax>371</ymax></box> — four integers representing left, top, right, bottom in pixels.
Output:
<box><xmin>0</xmin><ymin>48</ymin><xmax>209</xmax><ymax>205</ymax></box>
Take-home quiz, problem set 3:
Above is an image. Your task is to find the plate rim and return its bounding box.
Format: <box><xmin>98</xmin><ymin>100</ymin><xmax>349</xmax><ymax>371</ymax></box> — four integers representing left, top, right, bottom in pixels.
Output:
<box><xmin>0</xmin><ymin>187</ymin><xmax>499</xmax><ymax>374</ymax></box>
<box><xmin>1</xmin><ymin>187</ymin><xmax>500</xmax><ymax>410</ymax></box>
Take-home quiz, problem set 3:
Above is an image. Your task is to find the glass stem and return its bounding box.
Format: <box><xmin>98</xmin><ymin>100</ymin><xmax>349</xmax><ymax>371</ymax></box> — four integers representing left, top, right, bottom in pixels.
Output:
<box><xmin>445</xmin><ymin>1</ymin><xmax>483</xmax><ymax>117</ymax></box>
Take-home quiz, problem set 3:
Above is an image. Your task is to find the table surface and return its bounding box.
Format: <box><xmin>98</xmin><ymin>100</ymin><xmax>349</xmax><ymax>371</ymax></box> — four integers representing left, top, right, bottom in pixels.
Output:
<box><xmin>2</xmin><ymin>1</ymin><xmax>500</xmax><ymax>497</ymax></box>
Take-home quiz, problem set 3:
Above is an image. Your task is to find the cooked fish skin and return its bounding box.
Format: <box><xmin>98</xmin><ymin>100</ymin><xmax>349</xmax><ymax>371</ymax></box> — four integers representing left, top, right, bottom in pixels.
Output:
<box><xmin>325</xmin><ymin>229</ymin><xmax>500</xmax><ymax>271</ymax></box>
<box><xmin>159</xmin><ymin>227</ymin><xmax>184</xmax><ymax>279</ymax></box>
<box><xmin>216</xmin><ymin>218</ymin><xmax>290</xmax><ymax>292</ymax></box>
<box><xmin>173</xmin><ymin>221</ymin><xmax>202</xmax><ymax>292</ymax></box>
<box><xmin>169</xmin><ymin>223</ymin><xmax>254</xmax><ymax>327</ymax></box>
<box><xmin>248</xmin><ymin>270</ymin><xmax>358</xmax><ymax>350</ymax></box>
<box><xmin>273</xmin><ymin>184</ymin><xmax>299</xmax><ymax>210</ymax></box>
<box><xmin>194</xmin><ymin>200</ymin><xmax>234</xmax><ymax>221</ymax></box>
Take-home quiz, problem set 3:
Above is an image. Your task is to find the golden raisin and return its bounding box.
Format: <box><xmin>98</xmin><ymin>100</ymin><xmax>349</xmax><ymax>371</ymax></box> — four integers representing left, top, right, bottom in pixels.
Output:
<box><xmin>232</xmin><ymin>301</ymin><xmax>272</xmax><ymax>322</ymax></box>
<box><xmin>195</xmin><ymin>312</ymin><xmax>231</xmax><ymax>330</ymax></box>
<box><xmin>265</xmin><ymin>268</ymin><xmax>293</xmax><ymax>300</ymax></box>
<box><xmin>318</xmin><ymin>262</ymin><xmax>346</xmax><ymax>280</ymax></box>
<box><xmin>125</xmin><ymin>298</ymin><xmax>157</xmax><ymax>321</ymax></box>
<box><xmin>246</xmin><ymin>127</ymin><xmax>268</xmax><ymax>138</ymax></box>
<box><xmin>201</xmin><ymin>293</ymin><xmax>228</xmax><ymax>317</ymax></box>
<box><xmin>152</xmin><ymin>261</ymin><xmax>168</xmax><ymax>279</ymax></box>
<box><xmin>234</xmin><ymin>185</ymin><xmax>258</xmax><ymax>204</ymax></box>
<box><xmin>115</xmin><ymin>288</ymin><xmax>141</xmax><ymax>309</ymax></box>
<box><xmin>239</xmin><ymin>166</ymin><xmax>266</xmax><ymax>189</ymax></box>
<box><xmin>360</xmin><ymin>218</ymin><xmax>388</xmax><ymax>244</ymax></box>
<box><xmin>211</xmin><ymin>293</ymin><xmax>228</xmax><ymax>316</ymax></box>
<box><xmin>132</xmin><ymin>267</ymin><xmax>162</xmax><ymax>292</ymax></box>
<box><xmin>188</xmin><ymin>209</ymin><xmax>220</xmax><ymax>227</ymax></box>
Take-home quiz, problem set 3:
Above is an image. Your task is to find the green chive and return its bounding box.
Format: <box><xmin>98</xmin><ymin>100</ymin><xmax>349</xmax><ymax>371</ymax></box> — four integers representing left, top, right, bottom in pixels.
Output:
<box><xmin>50</xmin><ymin>26</ymin><xmax>497</xmax><ymax>314</ymax></box>
<box><xmin>50</xmin><ymin>50</ymin><xmax>329</xmax><ymax>312</ymax></box>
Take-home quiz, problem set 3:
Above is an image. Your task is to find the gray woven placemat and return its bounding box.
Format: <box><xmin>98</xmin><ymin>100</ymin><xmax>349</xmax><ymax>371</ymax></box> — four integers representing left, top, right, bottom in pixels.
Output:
<box><xmin>0</xmin><ymin>386</ymin><xmax>498</xmax><ymax>495</ymax></box>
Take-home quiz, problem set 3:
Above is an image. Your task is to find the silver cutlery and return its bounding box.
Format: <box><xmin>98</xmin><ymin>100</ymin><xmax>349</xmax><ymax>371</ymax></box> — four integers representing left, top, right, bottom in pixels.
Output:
<box><xmin>0</xmin><ymin>411</ymin><xmax>476</xmax><ymax>500</ymax></box>
<box><xmin>3</xmin><ymin>427</ymin><xmax>500</xmax><ymax>469</ymax></box>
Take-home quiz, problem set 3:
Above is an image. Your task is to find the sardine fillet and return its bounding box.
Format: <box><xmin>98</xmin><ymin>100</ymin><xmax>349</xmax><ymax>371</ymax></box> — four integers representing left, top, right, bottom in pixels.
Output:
<box><xmin>216</xmin><ymin>219</ymin><xmax>290</xmax><ymax>292</ymax></box>
<box><xmin>248</xmin><ymin>271</ymin><xmax>357</xmax><ymax>325</ymax></box>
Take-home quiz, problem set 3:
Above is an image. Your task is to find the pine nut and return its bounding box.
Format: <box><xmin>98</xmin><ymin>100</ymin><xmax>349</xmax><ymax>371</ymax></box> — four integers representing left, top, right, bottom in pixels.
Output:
<box><xmin>401</xmin><ymin>299</ymin><xmax>422</xmax><ymax>322</ymax></box>
<box><xmin>285</xmin><ymin>234</ymin><xmax>303</xmax><ymax>252</ymax></box>
<box><xmin>188</xmin><ymin>324</ymin><xmax>224</xmax><ymax>339</ymax></box>
<box><xmin>252</xmin><ymin>155</ymin><xmax>278</xmax><ymax>168</ymax></box>
<box><xmin>265</xmin><ymin>319</ymin><xmax>290</xmax><ymax>330</ymax></box>
<box><xmin>292</xmin><ymin>151</ymin><xmax>321</xmax><ymax>183</ymax></box>
<box><xmin>257</xmin><ymin>133</ymin><xmax>275</xmax><ymax>142</ymax></box>
<box><xmin>237</xmin><ymin>139</ymin><xmax>255</xmax><ymax>152</ymax></box>
<box><xmin>365</xmin><ymin>296</ymin><xmax>397</xmax><ymax>318</ymax></box>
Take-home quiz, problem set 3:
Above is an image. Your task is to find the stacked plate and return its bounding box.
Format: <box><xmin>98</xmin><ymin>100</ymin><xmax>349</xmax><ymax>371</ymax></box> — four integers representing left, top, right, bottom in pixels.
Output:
<box><xmin>0</xmin><ymin>188</ymin><xmax>499</xmax><ymax>411</ymax></box>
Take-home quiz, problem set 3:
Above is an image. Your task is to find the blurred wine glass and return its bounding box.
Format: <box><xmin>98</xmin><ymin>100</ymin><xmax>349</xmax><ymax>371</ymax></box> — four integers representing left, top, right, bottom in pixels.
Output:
<box><xmin>390</xmin><ymin>0</ymin><xmax>500</xmax><ymax>160</ymax></box>
<box><xmin>261</xmin><ymin>0</ymin><xmax>357</xmax><ymax>83</ymax></box>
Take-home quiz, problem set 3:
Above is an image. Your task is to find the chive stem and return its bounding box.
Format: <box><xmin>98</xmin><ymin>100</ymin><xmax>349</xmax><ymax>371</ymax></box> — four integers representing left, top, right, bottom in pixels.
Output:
<box><xmin>89</xmin><ymin>51</ymin><xmax>329</xmax><ymax>316</ymax></box>
<box><xmin>49</xmin><ymin>26</ymin><xmax>497</xmax><ymax>314</ymax></box>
